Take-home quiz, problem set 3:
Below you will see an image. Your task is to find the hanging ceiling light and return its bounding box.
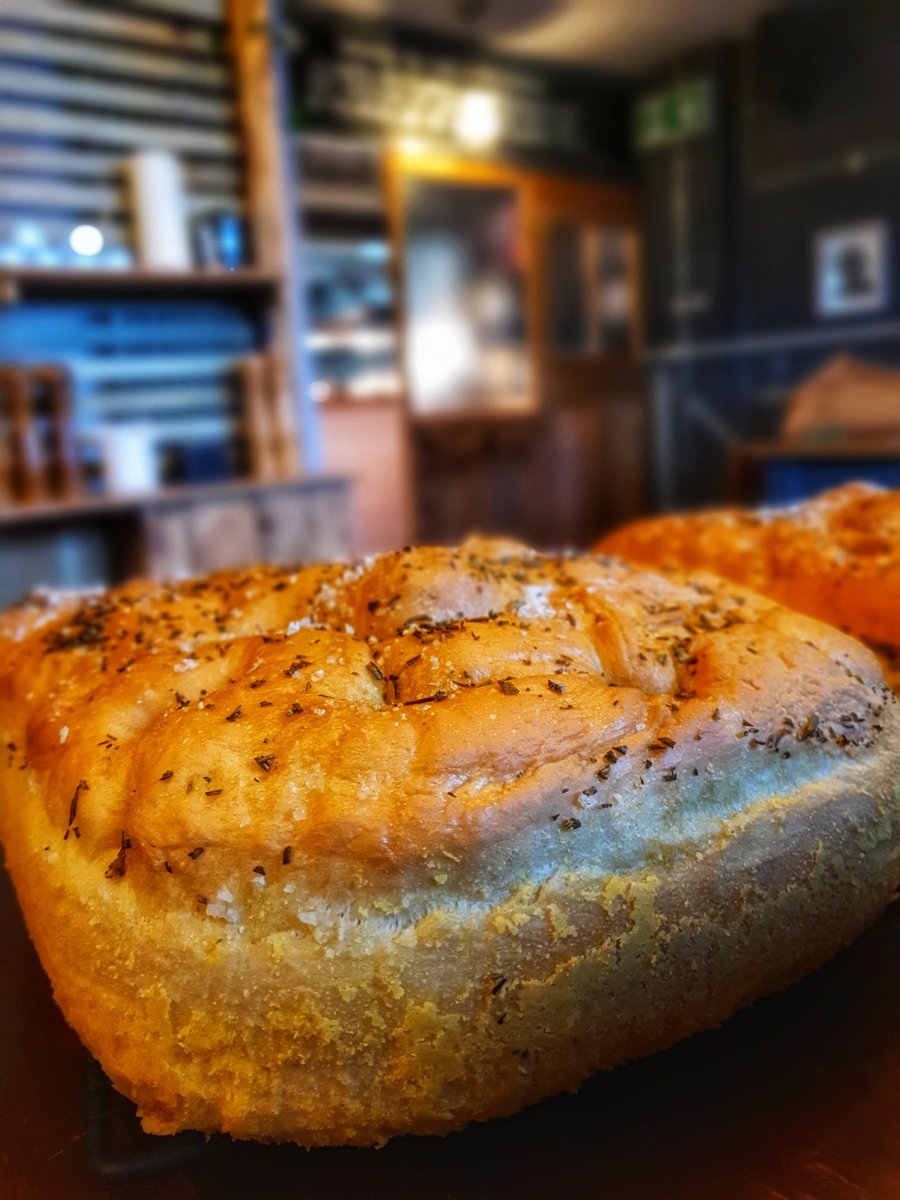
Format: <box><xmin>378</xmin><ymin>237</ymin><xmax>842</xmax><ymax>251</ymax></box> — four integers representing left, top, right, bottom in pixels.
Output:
<box><xmin>454</xmin><ymin>89</ymin><xmax>502</xmax><ymax>149</ymax></box>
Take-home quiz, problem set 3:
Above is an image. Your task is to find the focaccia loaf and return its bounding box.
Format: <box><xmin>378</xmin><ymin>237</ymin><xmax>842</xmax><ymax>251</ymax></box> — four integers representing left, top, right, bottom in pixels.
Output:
<box><xmin>0</xmin><ymin>538</ymin><xmax>898</xmax><ymax>1146</ymax></box>
<box><xmin>600</xmin><ymin>483</ymin><xmax>900</xmax><ymax>692</ymax></box>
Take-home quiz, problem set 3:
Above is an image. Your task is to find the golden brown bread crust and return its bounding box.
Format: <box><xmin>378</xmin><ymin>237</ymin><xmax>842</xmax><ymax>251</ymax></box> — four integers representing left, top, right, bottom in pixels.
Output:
<box><xmin>599</xmin><ymin>483</ymin><xmax>900</xmax><ymax>691</ymax></box>
<box><xmin>0</xmin><ymin>539</ymin><xmax>898</xmax><ymax>1145</ymax></box>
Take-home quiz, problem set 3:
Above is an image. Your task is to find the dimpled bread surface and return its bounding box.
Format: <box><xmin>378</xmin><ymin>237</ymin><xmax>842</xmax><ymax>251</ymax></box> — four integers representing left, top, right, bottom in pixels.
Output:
<box><xmin>0</xmin><ymin>537</ymin><xmax>898</xmax><ymax>1145</ymax></box>
<box><xmin>600</xmin><ymin>482</ymin><xmax>900</xmax><ymax>692</ymax></box>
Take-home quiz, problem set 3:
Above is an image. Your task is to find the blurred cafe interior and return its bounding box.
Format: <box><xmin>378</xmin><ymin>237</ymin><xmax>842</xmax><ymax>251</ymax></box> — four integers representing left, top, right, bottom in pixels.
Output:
<box><xmin>2</xmin><ymin>0</ymin><xmax>900</xmax><ymax>604</ymax></box>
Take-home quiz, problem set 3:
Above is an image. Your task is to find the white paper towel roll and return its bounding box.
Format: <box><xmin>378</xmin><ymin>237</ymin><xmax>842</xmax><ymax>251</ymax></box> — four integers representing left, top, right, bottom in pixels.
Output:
<box><xmin>126</xmin><ymin>149</ymin><xmax>192</xmax><ymax>270</ymax></box>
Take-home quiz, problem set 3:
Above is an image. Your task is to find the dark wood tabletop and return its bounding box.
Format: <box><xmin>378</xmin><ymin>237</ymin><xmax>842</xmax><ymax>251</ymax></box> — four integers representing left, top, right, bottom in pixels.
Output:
<box><xmin>1</xmin><ymin>863</ymin><xmax>897</xmax><ymax>1200</ymax></box>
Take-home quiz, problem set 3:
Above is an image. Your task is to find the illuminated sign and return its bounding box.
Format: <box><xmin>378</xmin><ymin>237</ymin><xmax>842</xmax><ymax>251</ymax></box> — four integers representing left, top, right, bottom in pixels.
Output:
<box><xmin>634</xmin><ymin>78</ymin><xmax>714</xmax><ymax>151</ymax></box>
<box><xmin>298</xmin><ymin>29</ymin><xmax>586</xmax><ymax>156</ymax></box>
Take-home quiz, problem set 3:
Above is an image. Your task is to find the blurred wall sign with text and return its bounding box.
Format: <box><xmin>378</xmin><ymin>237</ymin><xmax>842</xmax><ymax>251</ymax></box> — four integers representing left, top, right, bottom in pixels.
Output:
<box><xmin>303</xmin><ymin>41</ymin><xmax>580</xmax><ymax>155</ymax></box>
<box><xmin>290</xmin><ymin>11</ymin><xmax>634</xmax><ymax>177</ymax></box>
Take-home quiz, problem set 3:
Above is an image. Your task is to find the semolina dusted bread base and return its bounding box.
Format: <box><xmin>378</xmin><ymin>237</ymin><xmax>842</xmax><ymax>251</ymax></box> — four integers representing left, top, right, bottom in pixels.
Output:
<box><xmin>4</xmin><ymin>752</ymin><xmax>898</xmax><ymax>1146</ymax></box>
<box><xmin>0</xmin><ymin>541</ymin><xmax>898</xmax><ymax>1145</ymax></box>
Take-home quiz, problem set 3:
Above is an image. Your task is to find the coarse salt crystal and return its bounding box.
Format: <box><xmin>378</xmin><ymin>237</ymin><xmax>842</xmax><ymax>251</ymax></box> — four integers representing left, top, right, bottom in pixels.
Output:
<box><xmin>174</xmin><ymin>658</ymin><xmax>198</xmax><ymax>673</ymax></box>
<box><xmin>204</xmin><ymin>904</ymin><xmax>241</xmax><ymax>923</ymax></box>
<box><xmin>59</xmin><ymin>726</ymin><xmax>69</xmax><ymax>744</ymax></box>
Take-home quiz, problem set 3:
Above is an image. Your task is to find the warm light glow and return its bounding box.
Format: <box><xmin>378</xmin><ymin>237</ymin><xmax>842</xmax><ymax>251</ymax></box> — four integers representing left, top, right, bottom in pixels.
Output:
<box><xmin>408</xmin><ymin>312</ymin><xmax>477</xmax><ymax>405</ymax></box>
<box><xmin>394</xmin><ymin>134</ymin><xmax>427</xmax><ymax>157</ymax></box>
<box><xmin>69</xmin><ymin>224</ymin><xmax>105</xmax><ymax>257</ymax></box>
<box><xmin>454</xmin><ymin>90</ymin><xmax>502</xmax><ymax>149</ymax></box>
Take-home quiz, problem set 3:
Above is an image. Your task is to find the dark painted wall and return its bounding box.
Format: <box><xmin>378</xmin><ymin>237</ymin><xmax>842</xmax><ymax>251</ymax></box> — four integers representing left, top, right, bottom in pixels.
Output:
<box><xmin>739</xmin><ymin>0</ymin><xmax>900</xmax><ymax>332</ymax></box>
<box><xmin>639</xmin><ymin>44</ymin><xmax>738</xmax><ymax>346</ymax></box>
<box><xmin>639</xmin><ymin>0</ymin><xmax>900</xmax><ymax>510</ymax></box>
<box><xmin>641</xmin><ymin>0</ymin><xmax>900</xmax><ymax>345</ymax></box>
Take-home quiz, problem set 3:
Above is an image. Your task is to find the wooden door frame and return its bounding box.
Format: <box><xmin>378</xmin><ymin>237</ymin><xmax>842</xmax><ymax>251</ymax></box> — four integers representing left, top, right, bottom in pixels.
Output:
<box><xmin>384</xmin><ymin>148</ymin><xmax>642</xmax><ymax>422</ymax></box>
<box><xmin>383</xmin><ymin>147</ymin><xmax>545</xmax><ymax>425</ymax></box>
<box><xmin>527</xmin><ymin>173</ymin><xmax>643</xmax><ymax>380</ymax></box>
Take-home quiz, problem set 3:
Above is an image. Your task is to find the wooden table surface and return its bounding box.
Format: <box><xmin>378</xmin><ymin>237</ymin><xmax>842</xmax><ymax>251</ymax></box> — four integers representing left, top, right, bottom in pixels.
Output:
<box><xmin>1</xmin><ymin>864</ymin><xmax>897</xmax><ymax>1200</ymax></box>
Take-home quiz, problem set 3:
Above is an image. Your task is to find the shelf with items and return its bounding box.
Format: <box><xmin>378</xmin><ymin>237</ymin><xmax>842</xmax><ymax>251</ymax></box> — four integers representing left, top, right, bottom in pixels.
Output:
<box><xmin>0</xmin><ymin>268</ymin><xmax>281</xmax><ymax>304</ymax></box>
<box><xmin>0</xmin><ymin>353</ymin><xmax>299</xmax><ymax>514</ymax></box>
<box><xmin>307</xmin><ymin>317</ymin><xmax>403</xmax><ymax>402</ymax></box>
<box><xmin>295</xmin><ymin>134</ymin><xmax>386</xmax><ymax>220</ymax></box>
<box><xmin>0</xmin><ymin>3</ymin><xmax>317</xmax><ymax>472</ymax></box>
<box><xmin>0</xmin><ymin>472</ymin><xmax>351</xmax><ymax>608</ymax></box>
<box><xmin>0</xmin><ymin>472</ymin><xmax>345</xmax><ymax>529</ymax></box>
<box><xmin>300</xmin><ymin>183</ymin><xmax>386</xmax><ymax>216</ymax></box>
<box><xmin>307</xmin><ymin>327</ymin><xmax>396</xmax><ymax>353</ymax></box>
<box><xmin>290</xmin><ymin>132</ymin><xmax>411</xmax><ymax>553</ymax></box>
<box><xmin>0</xmin><ymin>0</ymin><xmax>356</xmax><ymax>598</ymax></box>
<box><xmin>297</xmin><ymin>139</ymin><xmax>403</xmax><ymax>406</ymax></box>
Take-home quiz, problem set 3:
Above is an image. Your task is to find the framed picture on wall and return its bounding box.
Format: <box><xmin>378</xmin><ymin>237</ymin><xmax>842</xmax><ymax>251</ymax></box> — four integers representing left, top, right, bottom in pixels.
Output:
<box><xmin>813</xmin><ymin>220</ymin><xmax>890</xmax><ymax>318</ymax></box>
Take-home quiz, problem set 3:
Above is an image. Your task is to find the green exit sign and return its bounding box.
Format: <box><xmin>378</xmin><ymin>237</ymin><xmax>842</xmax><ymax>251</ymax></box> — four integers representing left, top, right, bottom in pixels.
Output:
<box><xmin>634</xmin><ymin>77</ymin><xmax>714</xmax><ymax>151</ymax></box>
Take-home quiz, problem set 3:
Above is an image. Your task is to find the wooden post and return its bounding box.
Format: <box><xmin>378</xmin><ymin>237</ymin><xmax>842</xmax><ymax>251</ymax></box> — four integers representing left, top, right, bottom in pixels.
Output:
<box><xmin>228</xmin><ymin>0</ymin><xmax>309</xmax><ymax>476</ymax></box>
<box><xmin>0</xmin><ymin>368</ymin><xmax>42</xmax><ymax>503</ymax></box>
<box><xmin>32</xmin><ymin>366</ymin><xmax>82</xmax><ymax>500</ymax></box>
<box><xmin>235</xmin><ymin>354</ymin><xmax>277</xmax><ymax>480</ymax></box>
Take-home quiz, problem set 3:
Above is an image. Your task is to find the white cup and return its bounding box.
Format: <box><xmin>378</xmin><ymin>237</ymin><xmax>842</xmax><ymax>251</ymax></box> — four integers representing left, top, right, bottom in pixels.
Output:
<box><xmin>87</xmin><ymin>425</ymin><xmax>159</xmax><ymax>495</ymax></box>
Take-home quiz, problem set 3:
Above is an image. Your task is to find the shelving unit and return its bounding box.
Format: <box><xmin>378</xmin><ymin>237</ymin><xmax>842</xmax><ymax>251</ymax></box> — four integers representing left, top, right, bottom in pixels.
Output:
<box><xmin>0</xmin><ymin>0</ymin><xmax>347</xmax><ymax>593</ymax></box>
<box><xmin>0</xmin><ymin>473</ymin><xmax>342</xmax><ymax>528</ymax></box>
<box><xmin>0</xmin><ymin>474</ymin><xmax>350</xmax><ymax>608</ymax></box>
<box><xmin>297</xmin><ymin>136</ymin><xmax>400</xmax><ymax>403</ymax></box>
<box><xmin>307</xmin><ymin>328</ymin><xmax>395</xmax><ymax>353</ymax></box>
<box><xmin>289</xmin><ymin>132</ymin><xmax>412</xmax><ymax>553</ymax></box>
<box><xmin>0</xmin><ymin>268</ymin><xmax>280</xmax><ymax>302</ymax></box>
